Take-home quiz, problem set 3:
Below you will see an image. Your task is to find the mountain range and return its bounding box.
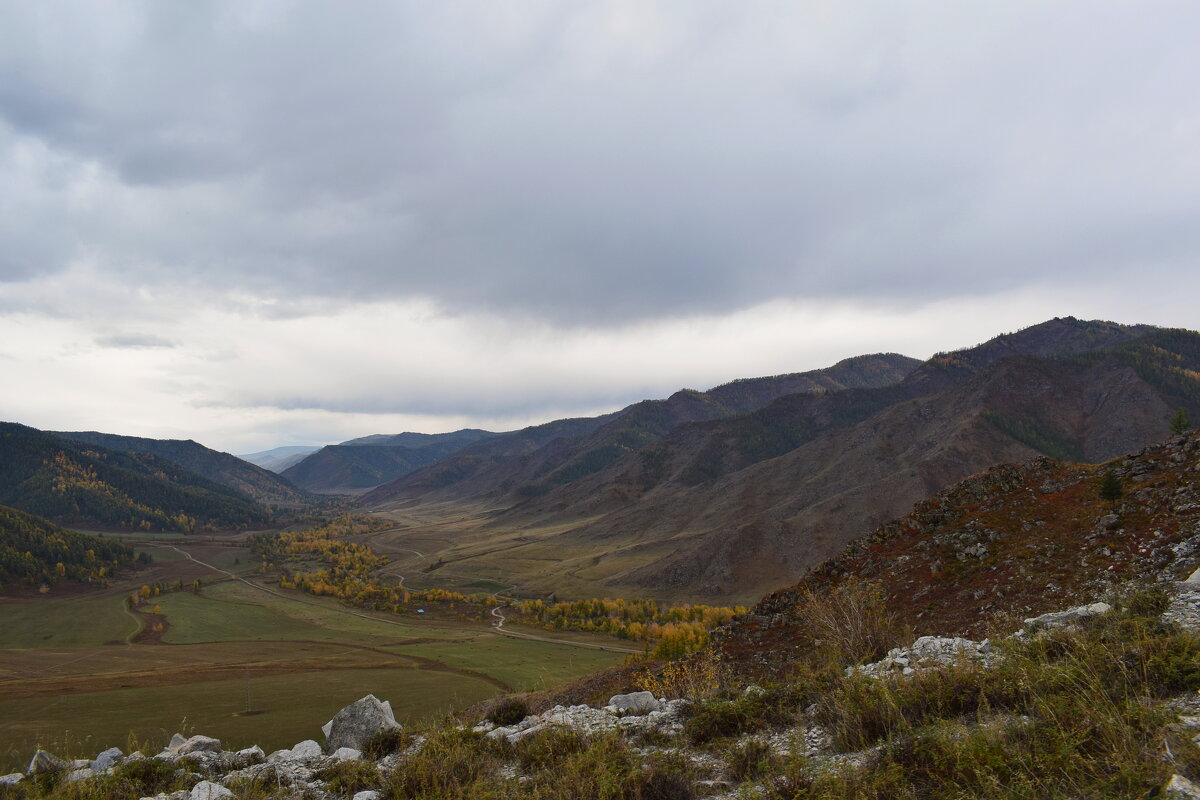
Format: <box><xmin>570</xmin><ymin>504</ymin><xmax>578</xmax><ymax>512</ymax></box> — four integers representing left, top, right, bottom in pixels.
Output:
<box><xmin>357</xmin><ymin>318</ymin><xmax>1200</xmax><ymax>601</ymax></box>
<box><xmin>2</xmin><ymin>316</ymin><xmax>1196</xmax><ymax>600</ymax></box>
<box><xmin>280</xmin><ymin>429</ymin><xmax>499</xmax><ymax>494</ymax></box>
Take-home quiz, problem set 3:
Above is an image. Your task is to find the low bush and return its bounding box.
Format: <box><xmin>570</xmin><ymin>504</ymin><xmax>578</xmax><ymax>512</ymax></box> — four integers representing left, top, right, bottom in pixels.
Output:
<box><xmin>313</xmin><ymin>759</ymin><xmax>380</xmax><ymax>795</ymax></box>
<box><xmin>361</xmin><ymin>726</ymin><xmax>410</xmax><ymax>759</ymax></box>
<box><xmin>486</xmin><ymin>696</ymin><xmax>529</xmax><ymax>727</ymax></box>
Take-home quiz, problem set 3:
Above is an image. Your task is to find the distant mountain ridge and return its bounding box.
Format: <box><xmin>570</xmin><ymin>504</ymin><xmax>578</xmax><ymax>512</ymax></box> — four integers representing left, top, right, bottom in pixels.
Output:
<box><xmin>0</xmin><ymin>422</ymin><xmax>270</xmax><ymax>531</ymax></box>
<box><xmin>55</xmin><ymin>431</ymin><xmax>310</xmax><ymax>507</ymax></box>
<box><xmin>359</xmin><ymin>318</ymin><xmax>1200</xmax><ymax>601</ymax></box>
<box><xmin>281</xmin><ymin>429</ymin><xmax>500</xmax><ymax>494</ymax></box>
<box><xmin>363</xmin><ymin>352</ymin><xmax>921</xmax><ymax>505</ymax></box>
<box><xmin>238</xmin><ymin>446</ymin><xmax>321</xmax><ymax>473</ymax></box>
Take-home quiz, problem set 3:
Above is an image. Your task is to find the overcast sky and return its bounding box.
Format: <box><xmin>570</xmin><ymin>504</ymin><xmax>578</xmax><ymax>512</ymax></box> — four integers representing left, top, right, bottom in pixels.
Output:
<box><xmin>1</xmin><ymin>2</ymin><xmax>1197</xmax><ymax>453</ymax></box>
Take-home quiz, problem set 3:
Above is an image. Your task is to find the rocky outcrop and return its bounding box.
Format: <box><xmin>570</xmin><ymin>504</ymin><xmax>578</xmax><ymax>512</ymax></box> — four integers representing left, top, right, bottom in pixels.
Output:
<box><xmin>321</xmin><ymin>693</ymin><xmax>401</xmax><ymax>752</ymax></box>
<box><xmin>477</xmin><ymin>696</ymin><xmax>686</xmax><ymax>745</ymax></box>
<box><xmin>850</xmin><ymin>635</ymin><xmax>997</xmax><ymax>678</ymax></box>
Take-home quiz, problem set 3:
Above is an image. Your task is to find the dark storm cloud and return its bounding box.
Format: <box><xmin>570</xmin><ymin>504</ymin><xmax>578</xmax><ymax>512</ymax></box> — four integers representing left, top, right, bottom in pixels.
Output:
<box><xmin>1</xmin><ymin>1</ymin><xmax>1198</xmax><ymax>323</ymax></box>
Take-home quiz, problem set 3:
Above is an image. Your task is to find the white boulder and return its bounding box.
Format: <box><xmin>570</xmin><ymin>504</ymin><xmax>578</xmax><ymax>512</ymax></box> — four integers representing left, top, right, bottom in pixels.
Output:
<box><xmin>323</xmin><ymin>694</ymin><xmax>402</xmax><ymax>752</ymax></box>
<box><xmin>607</xmin><ymin>691</ymin><xmax>661</xmax><ymax>716</ymax></box>
<box><xmin>289</xmin><ymin>740</ymin><xmax>324</xmax><ymax>761</ymax></box>
<box><xmin>190</xmin><ymin>780</ymin><xmax>234</xmax><ymax>800</ymax></box>
<box><xmin>1024</xmin><ymin>602</ymin><xmax>1112</xmax><ymax>631</ymax></box>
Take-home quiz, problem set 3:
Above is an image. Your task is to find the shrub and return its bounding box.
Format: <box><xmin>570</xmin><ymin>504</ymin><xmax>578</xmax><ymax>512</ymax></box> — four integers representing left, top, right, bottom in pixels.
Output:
<box><xmin>313</xmin><ymin>759</ymin><xmax>380</xmax><ymax>795</ymax></box>
<box><xmin>512</xmin><ymin>726</ymin><xmax>589</xmax><ymax>772</ymax></box>
<box><xmin>725</xmin><ymin>738</ymin><xmax>778</xmax><ymax>783</ymax></box>
<box><xmin>684</xmin><ymin>694</ymin><xmax>770</xmax><ymax>744</ymax></box>
<box><xmin>794</xmin><ymin>578</ymin><xmax>907</xmax><ymax>666</ymax></box>
<box><xmin>361</xmin><ymin>726</ymin><xmax>409</xmax><ymax>759</ymax></box>
<box><xmin>637</xmin><ymin>651</ymin><xmax>731</xmax><ymax>701</ymax></box>
<box><xmin>385</xmin><ymin>728</ymin><xmax>506</xmax><ymax>800</ymax></box>
<box><xmin>486</xmin><ymin>696</ymin><xmax>529</xmax><ymax>727</ymax></box>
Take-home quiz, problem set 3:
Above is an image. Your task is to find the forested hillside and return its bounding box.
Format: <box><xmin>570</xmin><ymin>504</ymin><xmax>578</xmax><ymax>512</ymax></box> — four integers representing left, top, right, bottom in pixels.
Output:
<box><xmin>0</xmin><ymin>423</ymin><xmax>270</xmax><ymax>531</ymax></box>
<box><xmin>55</xmin><ymin>430</ymin><xmax>310</xmax><ymax>507</ymax></box>
<box><xmin>0</xmin><ymin>504</ymin><xmax>137</xmax><ymax>592</ymax></box>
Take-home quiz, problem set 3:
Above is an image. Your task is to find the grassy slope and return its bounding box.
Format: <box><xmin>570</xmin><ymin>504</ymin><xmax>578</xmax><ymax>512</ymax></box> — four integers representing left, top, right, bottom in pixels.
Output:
<box><xmin>0</xmin><ymin>542</ymin><xmax>624</xmax><ymax>772</ymax></box>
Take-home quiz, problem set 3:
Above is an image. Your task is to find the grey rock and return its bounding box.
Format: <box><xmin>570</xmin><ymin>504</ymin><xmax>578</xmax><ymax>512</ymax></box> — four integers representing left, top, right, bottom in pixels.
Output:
<box><xmin>1166</xmin><ymin>774</ymin><xmax>1200</xmax><ymax>799</ymax></box>
<box><xmin>167</xmin><ymin>733</ymin><xmax>188</xmax><ymax>752</ymax></box>
<box><xmin>1024</xmin><ymin>602</ymin><xmax>1112</xmax><ymax>631</ymax></box>
<box><xmin>176</xmin><ymin>735</ymin><xmax>222</xmax><ymax>756</ymax></box>
<box><xmin>231</xmin><ymin>745</ymin><xmax>265</xmax><ymax>767</ymax></box>
<box><xmin>323</xmin><ymin>694</ymin><xmax>402</xmax><ymax>752</ymax></box>
<box><xmin>850</xmin><ymin>635</ymin><xmax>995</xmax><ymax>678</ymax></box>
<box><xmin>66</xmin><ymin>768</ymin><xmax>95</xmax><ymax>783</ymax></box>
<box><xmin>71</xmin><ymin>759</ymin><xmax>91</xmax><ymax>769</ymax></box>
<box><xmin>332</xmin><ymin>747</ymin><xmax>362</xmax><ymax>761</ymax></box>
<box><xmin>27</xmin><ymin>749</ymin><xmax>69</xmax><ymax>775</ymax></box>
<box><xmin>92</xmin><ymin>746</ymin><xmax>124</xmax><ymax>771</ymax></box>
<box><xmin>289</xmin><ymin>739</ymin><xmax>324</xmax><ymax>761</ymax></box>
<box><xmin>0</xmin><ymin>773</ymin><xmax>23</xmax><ymax>786</ymax></box>
<box><xmin>352</xmin><ymin>792</ymin><xmax>381</xmax><ymax>800</ymax></box>
<box><xmin>505</xmin><ymin>723</ymin><xmax>550</xmax><ymax>744</ymax></box>
<box><xmin>607</xmin><ymin>691</ymin><xmax>660</xmax><ymax>715</ymax></box>
<box><xmin>189</xmin><ymin>780</ymin><xmax>234</xmax><ymax>800</ymax></box>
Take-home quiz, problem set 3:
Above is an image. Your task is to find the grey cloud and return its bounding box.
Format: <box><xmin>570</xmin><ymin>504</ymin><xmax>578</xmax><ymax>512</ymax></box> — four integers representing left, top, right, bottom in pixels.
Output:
<box><xmin>0</xmin><ymin>2</ymin><xmax>1198</xmax><ymax>323</ymax></box>
<box><xmin>95</xmin><ymin>333</ymin><xmax>176</xmax><ymax>350</ymax></box>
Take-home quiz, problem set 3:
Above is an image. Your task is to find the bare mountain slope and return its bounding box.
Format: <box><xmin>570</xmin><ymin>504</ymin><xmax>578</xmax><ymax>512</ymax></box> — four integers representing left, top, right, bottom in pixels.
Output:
<box><xmin>361</xmin><ymin>319</ymin><xmax>1199</xmax><ymax>602</ymax></box>
<box><xmin>717</xmin><ymin>428</ymin><xmax>1200</xmax><ymax>674</ymax></box>
<box><xmin>362</xmin><ymin>352</ymin><xmax>920</xmax><ymax>506</ymax></box>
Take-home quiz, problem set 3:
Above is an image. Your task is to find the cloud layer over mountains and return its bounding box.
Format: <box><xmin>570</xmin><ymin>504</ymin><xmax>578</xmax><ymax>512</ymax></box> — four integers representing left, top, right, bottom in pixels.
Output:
<box><xmin>1</xmin><ymin>2</ymin><xmax>1197</xmax><ymax>450</ymax></box>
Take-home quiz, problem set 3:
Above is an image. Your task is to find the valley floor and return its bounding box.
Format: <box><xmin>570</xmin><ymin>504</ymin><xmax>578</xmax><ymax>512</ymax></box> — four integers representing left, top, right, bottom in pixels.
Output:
<box><xmin>0</xmin><ymin>532</ymin><xmax>626</xmax><ymax>773</ymax></box>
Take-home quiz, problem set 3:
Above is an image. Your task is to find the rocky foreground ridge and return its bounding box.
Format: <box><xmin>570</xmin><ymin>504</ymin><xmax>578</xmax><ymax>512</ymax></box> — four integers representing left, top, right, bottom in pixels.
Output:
<box><xmin>9</xmin><ymin>589</ymin><xmax>1200</xmax><ymax>799</ymax></box>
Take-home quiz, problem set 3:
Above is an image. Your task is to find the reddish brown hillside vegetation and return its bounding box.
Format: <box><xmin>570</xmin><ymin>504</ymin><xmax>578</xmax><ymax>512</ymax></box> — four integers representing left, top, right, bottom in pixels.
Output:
<box><xmin>718</xmin><ymin>430</ymin><xmax>1200</xmax><ymax>674</ymax></box>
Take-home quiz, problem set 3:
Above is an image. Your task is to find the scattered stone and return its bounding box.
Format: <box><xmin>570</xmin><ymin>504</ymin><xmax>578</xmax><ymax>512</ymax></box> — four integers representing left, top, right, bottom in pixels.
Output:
<box><xmin>323</xmin><ymin>694</ymin><xmax>402</xmax><ymax>752</ymax></box>
<box><xmin>1024</xmin><ymin>602</ymin><xmax>1112</xmax><ymax>631</ymax></box>
<box><xmin>66</xmin><ymin>768</ymin><xmax>95</xmax><ymax>783</ymax></box>
<box><xmin>92</xmin><ymin>746</ymin><xmax>124</xmax><ymax>771</ymax></box>
<box><xmin>332</xmin><ymin>747</ymin><xmax>362</xmax><ymax>760</ymax></box>
<box><xmin>1166</xmin><ymin>774</ymin><xmax>1200</xmax><ymax>799</ymax></box>
<box><xmin>176</xmin><ymin>735</ymin><xmax>222</xmax><ymax>756</ymax></box>
<box><xmin>607</xmin><ymin>691</ymin><xmax>661</xmax><ymax>716</ymax></box>
<box><xmin>289</xmin><ymin>739</ymin><xmax>324</xmax><ymax>761</ymax></box>
<box><xmin>851</xmin><ymin>636</ymin><xmax>995</xmax><ymax>678</ymax></box>
<box><xmin>27</xmin><ymin>749</ymin><xmax>68</xmax><ymax>775</ymax></box>
<box><xmin>189</xmin><ymin>780</ymin><xmax>234</xmax><ymax>800</ymax></box>
<box><xmin>232</xmin><ymin>745</ymin><xmax>265</xmax><ymax>767</ymax></box>
<box><xmin>167</xmin><ymin>733</ymin><xmax>188</xmax><ymax>752</ymax></box>
<box><xmin>352</xmin><ymin>792</ymin><xmax>381</xmax><ymax>800</ymax></box>
<box><xmin>0</xmin><ymin>774</ymin><xmax>22</xmax><ymax>786</ymax></box>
